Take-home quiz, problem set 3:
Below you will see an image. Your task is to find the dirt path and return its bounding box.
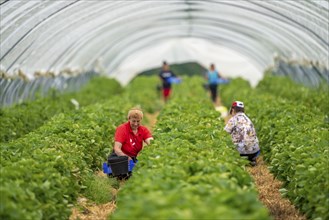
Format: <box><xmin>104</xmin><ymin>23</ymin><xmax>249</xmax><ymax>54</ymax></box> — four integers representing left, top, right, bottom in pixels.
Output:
<box><xmin>217</xmin><ymin>104</ymin><xmax>306</xmax><ymax>220</ymax></box>
<box><xmin>70</xmin><ymin>172</ymin><xmax>123</xmax><ymax>220</ymax></box>
<box><xmin>144</xmin><ymin>111</ymin><xmax>159</xmax><ymax>131</ymax></box>
<box><xmin>70</xmin><ymin>199</ymin><xmax>116</xmax><ymax>220</ymax></box>
<box><xmin>247</xmin><ymin>157</ymin><xmax>306</xmax><ymax>220</ymax></box>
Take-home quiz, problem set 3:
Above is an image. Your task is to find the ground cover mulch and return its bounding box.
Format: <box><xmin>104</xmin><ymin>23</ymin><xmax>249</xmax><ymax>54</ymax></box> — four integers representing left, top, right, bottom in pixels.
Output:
<box><xmin>247</xmin><ymin>157</ymin><xmax>306</xmax><ymax>220</ymax></box>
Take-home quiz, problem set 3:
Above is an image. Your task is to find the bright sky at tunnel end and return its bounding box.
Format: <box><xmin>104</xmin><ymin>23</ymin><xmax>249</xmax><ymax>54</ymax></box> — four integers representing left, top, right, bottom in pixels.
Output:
<box><xmin>111</xmin><ymin>38</ymin><xmax>264</xmax><ymax>87</ymax></box>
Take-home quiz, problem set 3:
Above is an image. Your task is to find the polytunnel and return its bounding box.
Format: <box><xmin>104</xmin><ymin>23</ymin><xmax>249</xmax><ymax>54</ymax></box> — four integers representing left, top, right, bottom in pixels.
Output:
<box><xmin>1</xmin><ymin>2</ymin><xmax>329</xmax><ymax>220</ymax></box>
<box><xmin>0</xmin><ymin>0</ymin><xmax>328</xmax><ymax>107</ymax></box>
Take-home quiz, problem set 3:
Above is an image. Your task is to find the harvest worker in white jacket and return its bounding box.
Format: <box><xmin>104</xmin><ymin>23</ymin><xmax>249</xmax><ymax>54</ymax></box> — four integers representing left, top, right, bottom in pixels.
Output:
<box><xmin>224</xmin><ymin>101</ymin><xmax>260</xmax><ymax>166</ymax></box>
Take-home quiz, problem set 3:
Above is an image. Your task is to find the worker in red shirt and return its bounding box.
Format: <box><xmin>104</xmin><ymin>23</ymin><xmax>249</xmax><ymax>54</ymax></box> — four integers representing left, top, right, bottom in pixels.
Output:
<box><xmin>113</xmin><ymin>108</ymin><xmax>153</xmax><ymax>160</ymax></box>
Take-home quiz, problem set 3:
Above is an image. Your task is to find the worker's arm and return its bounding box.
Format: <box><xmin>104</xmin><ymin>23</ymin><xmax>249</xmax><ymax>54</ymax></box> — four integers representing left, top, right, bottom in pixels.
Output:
<box><xmin>218</xmin><ymin>71</ymin><xmax>226</xmax><ymax>80</ymax></box>
<box><xmin>113</xmin><ymin>141</ymin><xmax>128</xmax><ymax>157</ymax></box>
<box><xmin>144</xmin><ymin>137</ymin><xmax>154</xmax><ymax>145</ymax></box>
<box><xmin>224</xmin><ymin>118</ymin><xmax>234</xmax><ymax>134</ymax></box>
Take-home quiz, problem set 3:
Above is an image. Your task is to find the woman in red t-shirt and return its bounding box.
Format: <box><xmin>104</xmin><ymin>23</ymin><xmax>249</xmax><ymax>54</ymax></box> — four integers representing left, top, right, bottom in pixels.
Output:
<box><xmin>113</xmin><ymin>108</ymin><xmax>153</xmax><ymax>160</ymax></box>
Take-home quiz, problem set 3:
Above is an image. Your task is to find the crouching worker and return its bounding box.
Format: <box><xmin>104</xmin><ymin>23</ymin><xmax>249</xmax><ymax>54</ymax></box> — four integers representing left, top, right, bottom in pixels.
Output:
<box><xmin>224</xmin><ymin>101</ymin><xmax>260</xmax><ymax>166</ymax></box>
<box><xmin>110</xmin><ymin>107</ymin><xmax>153</xmax><ymax>162</ymax></box>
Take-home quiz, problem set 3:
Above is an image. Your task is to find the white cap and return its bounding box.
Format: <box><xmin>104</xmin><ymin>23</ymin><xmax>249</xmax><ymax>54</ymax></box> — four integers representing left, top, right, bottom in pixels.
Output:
<box><xmin>231</xmin><ymin>101</ymin><xmax>244</xmax><ymax>108</ymax></box>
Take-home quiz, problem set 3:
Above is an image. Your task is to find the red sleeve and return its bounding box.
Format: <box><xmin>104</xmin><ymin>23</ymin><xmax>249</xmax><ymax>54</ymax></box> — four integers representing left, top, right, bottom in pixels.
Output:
<box><xmin>142</xmin><ymin>126</ymin><xmax>152</xmax><ymax>140</ymax></box>
<box><xmin>115</xmin><ymin>124</ymin><xmax>126</xmax><ymax>143</ymax></box>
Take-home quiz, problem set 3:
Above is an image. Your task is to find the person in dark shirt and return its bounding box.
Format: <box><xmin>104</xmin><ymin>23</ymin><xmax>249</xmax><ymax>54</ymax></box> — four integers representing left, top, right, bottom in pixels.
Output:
<box><xmin>159</xmin><ymin>61</ymin><xmax>176</xmax><ymax>102</ymax></box>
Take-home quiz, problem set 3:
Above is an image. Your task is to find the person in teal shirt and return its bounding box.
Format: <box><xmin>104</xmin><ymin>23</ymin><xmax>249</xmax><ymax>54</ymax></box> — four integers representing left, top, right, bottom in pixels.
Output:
<box><xmin>206</xmin><ymin>63</ymin><xmax>224</xmax><ymax>105</ymax></box>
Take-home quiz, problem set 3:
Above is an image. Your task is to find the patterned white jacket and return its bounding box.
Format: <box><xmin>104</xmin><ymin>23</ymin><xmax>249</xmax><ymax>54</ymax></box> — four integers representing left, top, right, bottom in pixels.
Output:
<box><xmin>224</xmin><ymin>112</ymin><xmax>260</xmax><ymax>154</ymax></box>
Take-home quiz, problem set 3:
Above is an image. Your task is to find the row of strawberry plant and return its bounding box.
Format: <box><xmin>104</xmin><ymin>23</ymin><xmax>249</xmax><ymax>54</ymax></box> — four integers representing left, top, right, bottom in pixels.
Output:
<box><xmin>220</xmin><ymin>77</ymin><xmax>328</xmax><ymax>220</ymax></box>
<box><xmin>256</xmin><ymin>74</ymin><xmax>329</xmax><ymax>113</ymax></box>
<box><xmin>0</xmin><ymin>97</ymin><xmax>131</xmax><ymax>220</ymax></box>
<box><xmin>0</xmin><ymin>77</ymin><xmax>123</xmax><ymax>143</ymax></box>
<box><xmin>0</xmin><ymin>75</ymin><xmax>162</xmax><ymax>219</ymax></box>
<box><xmin>112</xmin><ymin>77</ymin><xmax>270</xmax><ymax>219</ymax></box>
<box><xmin>125</xmin><ymin>76</ymin><xmax>164</xmax><ymax>113</ymax></box>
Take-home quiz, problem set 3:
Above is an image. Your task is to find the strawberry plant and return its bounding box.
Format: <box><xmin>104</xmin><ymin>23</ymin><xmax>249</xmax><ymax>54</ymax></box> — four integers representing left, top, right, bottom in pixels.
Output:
<box><xmin>112</xmin><ymin>77</ymin><xmax>269</xmax><ymax>219</ymax></box>
<box><xmin>221</xmin><ymin>77</ymin><xmax>329</xmax><ymax>219</ymax></box>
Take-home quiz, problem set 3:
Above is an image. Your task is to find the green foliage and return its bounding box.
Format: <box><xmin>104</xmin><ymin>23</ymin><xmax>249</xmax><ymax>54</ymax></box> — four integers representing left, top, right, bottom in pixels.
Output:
<box><xmin>111</xmin><ymin>77</ymin><xmax>270</xmax><ymax>219</ymax></box>
<box><xmin>0</xmin><ymin>98</ymin><xmax>131</xmax><ymax>219</ymax></box>
<box><xmin>0</xmin><ymin>77</ymin><xmax>123</xmax><ymax>143</ymax></box>
<box><xmin>83</xmin><ymin>175</ymin><xmax>116</xmax><ymax>204</ymax></box>
<box><xmin>0</xmin><ymin>74</ymin><xmax>162</xmax><ymax>219</ymax></box>
<box><xmin>125</xmin><ymin>76</ymin><xmax>164</xmax><ymax>113</ymax></box>
<box><xmin>257</xmin><ymin>74</ymin><xmax>329</xmax><ymax>113</ymax></box>
<box><xmin>4</xmin><ymin>72</ymin><xmax>326</xmax><ymax>219</ymax></box>
<box><xmin>221</xmin><ymin>76</ymin><xmax>329</xmax><ymax>220</ymax></box>
<box><xmin>219</xmin><ymin>77</ymin><xmax>252</xmax><ymax>107</ymax></box>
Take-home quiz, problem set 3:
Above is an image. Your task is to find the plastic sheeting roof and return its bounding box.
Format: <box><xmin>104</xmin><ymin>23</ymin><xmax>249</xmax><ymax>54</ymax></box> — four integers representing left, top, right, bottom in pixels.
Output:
<box><xmin>1</xmin><ymin>0</ymin><xmax>328</xmax><ymax>86</ymax></box>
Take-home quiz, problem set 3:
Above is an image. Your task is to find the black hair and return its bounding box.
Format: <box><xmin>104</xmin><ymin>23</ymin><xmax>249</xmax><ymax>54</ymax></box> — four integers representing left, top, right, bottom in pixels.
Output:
<box><xmin>234</xmin><ymin>106</ymin><xmax>244</xmax><ymax>113</ymax></box>
<box><xmin>230</xmin><ymin>106</ymin><xmax>244</xmax><ymax>115</ymax></box>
